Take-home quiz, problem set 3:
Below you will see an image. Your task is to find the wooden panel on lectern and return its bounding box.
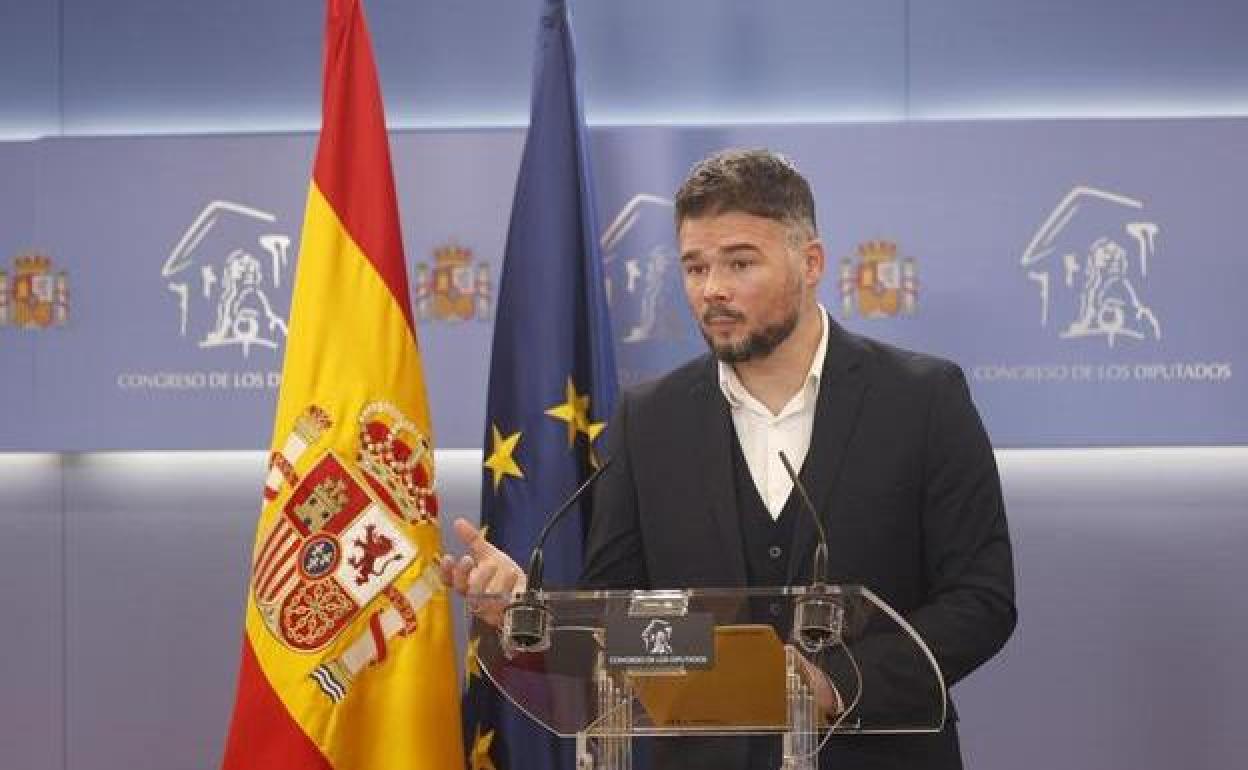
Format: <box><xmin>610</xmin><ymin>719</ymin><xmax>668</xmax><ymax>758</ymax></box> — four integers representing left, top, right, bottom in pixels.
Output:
<box><xmin>630</xmin><ymin>624</ymin><xmax>786</xmax><ymax>727</ymax></box>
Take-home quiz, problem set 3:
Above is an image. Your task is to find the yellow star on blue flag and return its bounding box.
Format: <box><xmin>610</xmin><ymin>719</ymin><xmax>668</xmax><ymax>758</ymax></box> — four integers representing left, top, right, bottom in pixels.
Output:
<box><xmin>545</xmin><ymin>376</ymin><xmax>606</xmax><ymax>448</ymax></box>
<box><xmin>484</xmin><ymin>424</ymin><xmax>524</xmax><ymax>493</ymax></box>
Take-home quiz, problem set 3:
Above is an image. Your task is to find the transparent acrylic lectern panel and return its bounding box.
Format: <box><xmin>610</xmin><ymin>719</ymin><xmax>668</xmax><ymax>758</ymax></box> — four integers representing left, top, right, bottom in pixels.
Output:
<box><xmin>469</xmin><ymin>585</ymin><xmax>946</xmax><ymax>740</ymax></box>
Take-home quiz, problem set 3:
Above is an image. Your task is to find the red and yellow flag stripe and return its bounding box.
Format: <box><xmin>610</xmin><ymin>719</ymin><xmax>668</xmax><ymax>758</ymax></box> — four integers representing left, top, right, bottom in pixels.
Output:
<box><xmin>222</xmin><ymin>2</ymin><xmax>463</xmax><ymax>768</ymax></box>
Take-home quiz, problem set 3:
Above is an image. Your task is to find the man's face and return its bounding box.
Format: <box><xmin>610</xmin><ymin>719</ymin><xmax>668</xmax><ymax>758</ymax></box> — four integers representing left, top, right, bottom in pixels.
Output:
<box><xmin>678</xmin><ymin>211</ymin><xmax>815</xmax><ymax>363</ymax></box>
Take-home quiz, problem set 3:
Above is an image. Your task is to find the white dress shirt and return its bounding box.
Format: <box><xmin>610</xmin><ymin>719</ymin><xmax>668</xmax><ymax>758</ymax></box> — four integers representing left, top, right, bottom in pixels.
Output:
<box><xmin>717</xmin><ymin>308</ymin><xmax>829</xmax><ymax>519</ymax></box>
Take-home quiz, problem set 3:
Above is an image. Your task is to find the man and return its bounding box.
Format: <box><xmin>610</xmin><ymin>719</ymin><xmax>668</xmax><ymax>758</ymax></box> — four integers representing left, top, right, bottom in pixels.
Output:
<box><xmin>444</xmin><ymin>148</ymin><xmax>1015</xmax><ymax>769</ymax></box>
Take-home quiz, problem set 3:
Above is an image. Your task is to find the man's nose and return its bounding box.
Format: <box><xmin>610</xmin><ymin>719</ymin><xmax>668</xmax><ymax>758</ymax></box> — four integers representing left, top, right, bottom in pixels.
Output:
<box><xmin>702</xmin><ymin>266</ymin><xmax>731</xmax><ymax>301</ymax></box>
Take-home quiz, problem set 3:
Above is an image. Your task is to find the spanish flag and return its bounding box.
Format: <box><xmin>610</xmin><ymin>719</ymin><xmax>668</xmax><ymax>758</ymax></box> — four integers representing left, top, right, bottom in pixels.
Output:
<box><xmin>220</xmin><ymin>2</ymin><xmax>463</xmax><ymax>768</ymax></box>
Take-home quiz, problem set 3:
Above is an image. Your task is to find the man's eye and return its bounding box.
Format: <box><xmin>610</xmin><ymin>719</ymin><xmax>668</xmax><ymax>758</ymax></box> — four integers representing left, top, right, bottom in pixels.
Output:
<box><xmin>731</xmin><ymin>260</ymin><xmax>752</xmax><ymax>271</ymax></box>
<box><xmin>684</xmin><ymin>264</ymin><xmax>707</xmax><ymax>276</ymax></box>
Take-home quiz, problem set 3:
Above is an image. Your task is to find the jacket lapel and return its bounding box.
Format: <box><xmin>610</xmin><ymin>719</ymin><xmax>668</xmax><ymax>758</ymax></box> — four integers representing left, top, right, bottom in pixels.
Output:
<box><xmin>786</xmin><ymin>314</ymin><xmax>869</xmax><ymax>584</ymax></box>
<box><xmin>690</xmin><ymin>359</ymin><xmax>749</xmax><ymax>586</ymax></box>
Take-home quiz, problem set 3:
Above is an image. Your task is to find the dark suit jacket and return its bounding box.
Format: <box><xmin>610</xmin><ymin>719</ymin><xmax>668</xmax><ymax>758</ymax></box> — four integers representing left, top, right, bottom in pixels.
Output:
<box><xmin>582</xmin><ymin>316</ymin><xmax>1016</xmax><ymax>770</ymax></box>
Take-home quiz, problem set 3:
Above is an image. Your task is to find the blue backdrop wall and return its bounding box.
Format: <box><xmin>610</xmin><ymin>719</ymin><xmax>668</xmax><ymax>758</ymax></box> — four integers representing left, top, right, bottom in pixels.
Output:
<box><xmin>2</xmin><ymin>2</ymin><xmax>1247</xmax><ymax>770</ymax></box>
<box><xmin>4</xmin><ymin>0</ymin><xmax>1248</xmax><ymax>137</ymax></box>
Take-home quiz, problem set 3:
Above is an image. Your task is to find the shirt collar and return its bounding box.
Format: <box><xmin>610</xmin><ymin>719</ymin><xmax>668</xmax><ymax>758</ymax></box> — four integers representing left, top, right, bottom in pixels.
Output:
<box><xmin>718</xmin><ymin>305</ymin><xmax>829</xmax><ymax>413</ymax></box>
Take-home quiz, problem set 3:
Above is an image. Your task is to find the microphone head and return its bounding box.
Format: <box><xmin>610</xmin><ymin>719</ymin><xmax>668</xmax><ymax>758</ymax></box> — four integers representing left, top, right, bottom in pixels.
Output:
<box><xmin>792</xmin><ymin>588</ymin><xmax>844</xmax><ymax>654</ymax></box>
<box><xmin>501</xmin><ymin>594</ymin><xmax>552</xmax><ymax>654</ymax></box>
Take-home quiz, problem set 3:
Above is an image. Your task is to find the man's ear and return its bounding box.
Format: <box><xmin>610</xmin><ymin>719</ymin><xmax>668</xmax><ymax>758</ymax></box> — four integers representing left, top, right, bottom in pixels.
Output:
<box><xmin>804</xmin><ymin>238</ymin><xmax>826</xmax><ymax>286</ymax></box>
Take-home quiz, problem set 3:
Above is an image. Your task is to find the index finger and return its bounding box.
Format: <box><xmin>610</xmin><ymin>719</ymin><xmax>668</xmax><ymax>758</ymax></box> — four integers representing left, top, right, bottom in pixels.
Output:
<box><xmin>452</xmin><ymin>517</ymin><xmax>494</xmax><ymax>559</ymax></box>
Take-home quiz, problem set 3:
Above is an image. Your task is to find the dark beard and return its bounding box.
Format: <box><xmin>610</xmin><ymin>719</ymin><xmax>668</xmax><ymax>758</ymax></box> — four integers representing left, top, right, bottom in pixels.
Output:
<box><xmin>701</xmin><ymin>305</ymin><xmax>800</xmax><ymax>363</ymax></box>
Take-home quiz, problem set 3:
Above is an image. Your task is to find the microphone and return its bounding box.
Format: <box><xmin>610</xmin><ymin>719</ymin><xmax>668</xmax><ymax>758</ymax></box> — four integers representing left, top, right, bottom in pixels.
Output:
<box><xmin>778</xmin><ymin>450</ymin><xmax>843</xmax><ymax>654</ymax></box>
<box><xmin>502</xmin><ymin>457</ymin><xmax>614</xmax><ymax>654</ymax></box>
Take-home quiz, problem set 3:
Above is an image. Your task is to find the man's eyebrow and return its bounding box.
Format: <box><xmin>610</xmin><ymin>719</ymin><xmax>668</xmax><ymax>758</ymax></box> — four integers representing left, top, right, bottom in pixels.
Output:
<box><xmin>681</xmin><ymin>242</ymin><xmax>760</xmax><ymax>262</ymax></box>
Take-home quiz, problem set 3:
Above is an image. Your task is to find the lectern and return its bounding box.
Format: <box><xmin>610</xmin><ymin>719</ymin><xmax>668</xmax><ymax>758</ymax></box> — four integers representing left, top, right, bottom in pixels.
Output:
<box><xmin>471</xmin><ymin>585</ymin><xmax>946</xmax><ymax>769</ymax></box>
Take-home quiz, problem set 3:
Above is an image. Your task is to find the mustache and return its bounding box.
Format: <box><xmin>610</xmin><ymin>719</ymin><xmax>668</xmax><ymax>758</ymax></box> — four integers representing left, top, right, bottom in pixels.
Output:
<box><xmin>702</xmin><ymin>306</ymin><xmax>745</xmax><ymax>324</ymax></box>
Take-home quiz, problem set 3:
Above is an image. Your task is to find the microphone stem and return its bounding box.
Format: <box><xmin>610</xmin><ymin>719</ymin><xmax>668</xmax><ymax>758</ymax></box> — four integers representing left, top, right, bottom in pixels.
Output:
<box><xmin>525</xmin><ymin>457</ymin><xmax>613</xmax><ymax>592</ymax></box>
<box><xmin>778</xmin><ymin>450</ymin><xmax>830</xmax><ymax>585</ymax></box>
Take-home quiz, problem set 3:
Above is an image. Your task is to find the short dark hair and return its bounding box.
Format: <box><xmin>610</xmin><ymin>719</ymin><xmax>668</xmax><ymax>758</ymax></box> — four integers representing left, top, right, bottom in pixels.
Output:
<box><xmin>673</xmin><ymin>148</ymin><xmax>817</xmax><ymax>237</ymax></box>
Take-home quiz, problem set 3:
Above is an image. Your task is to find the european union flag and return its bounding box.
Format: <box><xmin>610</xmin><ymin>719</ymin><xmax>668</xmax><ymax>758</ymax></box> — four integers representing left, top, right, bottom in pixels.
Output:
<box><xmin>462</xmin><ymin>2</ymin><xmax>618</xmax><ymax>769</ymax></box>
